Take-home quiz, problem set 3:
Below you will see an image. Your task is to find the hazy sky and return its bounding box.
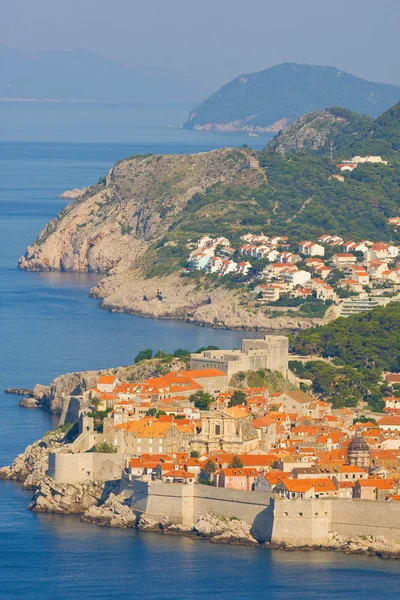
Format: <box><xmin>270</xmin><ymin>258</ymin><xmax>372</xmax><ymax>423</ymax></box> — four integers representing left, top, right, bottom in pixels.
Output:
<box><xmin>2</xmin><ymin>0</ymin><xmax>400</xmax><ymax>90</ymax></box>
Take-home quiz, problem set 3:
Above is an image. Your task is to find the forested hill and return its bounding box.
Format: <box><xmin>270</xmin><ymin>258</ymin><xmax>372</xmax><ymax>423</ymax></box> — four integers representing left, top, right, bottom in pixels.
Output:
<box><xmin>291</xmin><ymin>303</ymin><xmax>400</xmax><ymax>372</ymax></box>
<box><xmin>183</xmin><ymin>63</ymin><xmax>400</xmax><ymax>133</ymax></box>
<box><xmin>268</xmin><ymin>103</ymin><xmax>400</xmax><ymax>156</ymax></box>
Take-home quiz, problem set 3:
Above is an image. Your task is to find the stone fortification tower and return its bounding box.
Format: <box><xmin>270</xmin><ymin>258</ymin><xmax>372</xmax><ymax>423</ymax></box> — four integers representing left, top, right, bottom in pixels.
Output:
<box><xmin>347</xmin><ymin>436</ymin><xmax>370</xmax><ymax>468</ymax></box>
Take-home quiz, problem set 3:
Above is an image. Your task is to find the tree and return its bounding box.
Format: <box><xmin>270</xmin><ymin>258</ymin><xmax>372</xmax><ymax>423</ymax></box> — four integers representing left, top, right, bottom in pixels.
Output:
<box><xmin>228</xmin><ymin>390</ymin><xmax>247</xmax><ymax>407</ymax></box>
<box><xmin>229</xmin><ymin>455</ymin><xmax>243</xmax><ymax>468</ymax></box>
<box><xmin>203</xmin><ymin>459</ymin><xmax>216</xmax><ymax>476</ymax></box>
<box><xmin>189</xmin><ymin>391</ymin><xmax>214</xmax><ymax>411</ymax></box>
<box><xmin>195</xmin><ymin>345</ymin><xmax>219</xmax><ymax>353</ymax></box>
<box><xmin>95</xmin><ymin>441</ymin><xmax>116</xmax><ymax>453</ymax></box>
<box><xmin>135</xmin><ymin>349</ymin><xmax>153</xmax><ymax>363</ymax></box>
<box><xmin>91</xmin><ymin>395</ymin><xmax>101</xmax><ymax>411</ymax></box>
<box><xmin>190</xmin><ymin>450</ymin><xmax>200</xmax><ymax>458</ymax></box>
<box><xmin>173</xmin><ymin>348</ymin><xmax>190</xmax><ymax>358</ymax></box>
<box><xmin>146</xmin><ymin>408</ymin><xmax>157</xmax><ymax>417</ymax></box>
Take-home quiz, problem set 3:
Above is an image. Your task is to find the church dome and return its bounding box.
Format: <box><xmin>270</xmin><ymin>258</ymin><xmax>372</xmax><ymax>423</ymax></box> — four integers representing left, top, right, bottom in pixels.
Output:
<box><xmin>348</xmin><ymin>436</ymin><xmax>370</xmax><ymax>453</ymax></box>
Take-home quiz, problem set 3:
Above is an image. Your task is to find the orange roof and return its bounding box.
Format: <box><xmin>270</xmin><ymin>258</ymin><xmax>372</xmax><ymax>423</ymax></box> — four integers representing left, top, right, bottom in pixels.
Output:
<box><xmin>98</xmin><ymin>375</ymin><xmax>117</xmax><ymax>384</ymax></box>
<box><xmin>223</xmin><ymin>468</ymin><xmax>258</xmax><ymax>477</ymax></box>
<box><xmin>180</xmin><ymin>369</ymin><xmax>227</xmax><ymax>378</ymax></box>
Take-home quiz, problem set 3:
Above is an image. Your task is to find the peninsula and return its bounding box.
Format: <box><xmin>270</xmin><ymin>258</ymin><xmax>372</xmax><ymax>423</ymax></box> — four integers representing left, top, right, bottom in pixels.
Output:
<box><xmin>19</xmin><ymin>101</ymin><xmax>400</xmax><ymax>330</ymax></box>
<box><xmin>3</xmin><ymin>333</ymin><xmax>400</xmax><ymax>558</ymax></box>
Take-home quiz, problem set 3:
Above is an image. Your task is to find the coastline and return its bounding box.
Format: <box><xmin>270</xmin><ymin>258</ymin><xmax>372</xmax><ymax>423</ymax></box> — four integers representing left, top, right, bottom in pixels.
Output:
<box><xmin>2</xmin><ymin>431</ymin><xmax>400</xmax><ymax>561</ymax></box>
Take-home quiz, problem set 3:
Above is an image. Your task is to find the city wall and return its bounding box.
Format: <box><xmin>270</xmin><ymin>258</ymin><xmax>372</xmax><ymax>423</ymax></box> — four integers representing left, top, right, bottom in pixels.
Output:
<box><xmin>131</xmin><ymin>479</ymin><xmax>274</xmax><ymax>538</ymax></box>
<box><xmin>130</xmin><ymin>481</ymin><xmax>400</xmax><ymax>545</ymax></box>
<box><xmin>47</xmin><ymin>451</ymin><xmax>131</xmax><ymax>484</ymax></box>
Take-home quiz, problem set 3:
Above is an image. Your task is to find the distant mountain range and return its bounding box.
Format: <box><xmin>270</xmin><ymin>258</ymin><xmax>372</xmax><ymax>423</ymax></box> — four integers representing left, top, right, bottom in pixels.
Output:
<box><xmin>183</xmin><ymin>63</ymin><xmax>400</xmax><ymax>133</ymax></box>
<box><xmin>0</xmin><ymin>46</ymin><xmax>203</xmax><ymax>102</ymax></box>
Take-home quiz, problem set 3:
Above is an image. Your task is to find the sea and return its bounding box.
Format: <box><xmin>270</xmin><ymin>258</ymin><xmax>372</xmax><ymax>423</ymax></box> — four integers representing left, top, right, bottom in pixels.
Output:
<box><xmin>1</xmin><ymin>103</ymin><xmax>400</xmax><ymax>599</ymax></box>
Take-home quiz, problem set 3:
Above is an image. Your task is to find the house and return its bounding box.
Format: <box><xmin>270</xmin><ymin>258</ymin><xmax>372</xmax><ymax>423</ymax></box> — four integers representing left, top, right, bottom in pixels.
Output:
<box><xmin>254</xmin><ymin>284</ymin><xmax>283</xmax><ymax>303</ymax></box>
<box><xmin>311</xmin><ymin>279</ymin><xmax>337</xmax><ymax>301</ymax></box>
<box><xmin>205</xmin><ymin>256</ymin><xmax>223</xmax><ymax>273</ymax></box>
<box><xmin>281</xmin><ymin>269</ymin><xmax>311</xmax><ymax>288</ymax></box>
<box><xmin>337</xmin><ymin>279</ymin><xmax>363</xmax><ymax>294</ymax></box>
<box><xmin>220</xmin><ymin>259</ymin><xmax>238</xmax><ymax>275</ymax></box>
<box><xmin>385</xmin><ymin>374</ymin><xmax>400</xmax><ymax>386</ymax></box>
<box><xmin>189</xmin><ymin>251</ymin><xmax>212</xmax><ymax>270</ymax></box>
<box><xmin>336</xmin><ymin>163</ymin><xmax>357</xmax><ymax>172</ymax></box>
<box><xmin>114</xmin><ymin>418</ymin><xmax>189</xmax><ymax>455</ymax></box>
<box><xmin>378</xmin><ymin>416</ymin><xmax>400</xmax><ymax>431</ymax></box>
<box><xmin>249</xmin><ymin>157</ymin><xmax>260</xmax><ymax>169</ymax></box>
<box><xmin>97</xmin><ymin>375</ymin><xmax>120</xmax><ymax>393</ymax></box>
<box><xmin>366</xmin><ymin>243</ymin><xmax>399</xmax><ymax>261</ymax></box>
<box><xmin>274</xmin><ymin>477</ymin><xmax>338</xmax><ymax>499</ymax></box>
<box><xmin>332</xmin><ymin>253</ymin><xmax>357</xmax><ymax>266</ymax></box>
<box><xmin>353</xmin><ymin>478</ymin><xmax>395</xmax><ymax>500</ymax></box>
<box><xmin>218</xmin><ymin>467</ymin><xmax>258</xmax><ymax>490</ymax></box>
<box><xmin>274</xmin><ymin>391</ymin><xmax>319</xmax><ymax>418</ymax></box>
<box><xmin>252</xmin><ymin>415</ymin><xmax>277</xmax><ymax>451</ymax></box>
<box><xmin>237</xmin><ymin>261</ymin><xmax>251</xmax><ymax>275</ymax></box>
<box><xmin>299</xmin><ymin>241</ymin><xmax>325</xmax><ymax>257</ymax></box>
<box><xmin>343</xmin><ymin>266</ymin><xmax>370</xmax><ymax>285</ymax></box>
<box><xmin>350</xmin><ymin>155</ymin><xmax>388</xmax><ymax>165</ymax></box>
<box><xmin>367</xmin><ymin>260</ymin><xmax>389</xmax><ymax>278</ymax></box>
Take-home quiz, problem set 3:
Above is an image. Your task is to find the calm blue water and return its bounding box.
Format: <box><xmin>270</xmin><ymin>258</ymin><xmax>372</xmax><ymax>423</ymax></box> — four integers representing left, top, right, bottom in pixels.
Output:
<box><xmin>1</xmin><ymin>138</ymin><xmax>400</xmax><ymax>599</ymax></box>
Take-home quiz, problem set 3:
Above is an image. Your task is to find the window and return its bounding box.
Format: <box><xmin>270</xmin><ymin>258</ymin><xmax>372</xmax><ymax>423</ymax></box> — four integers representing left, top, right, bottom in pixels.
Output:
<box><xmin>240</xmin><ymin>482</ymin><xmax>244</xmax><ymax>487</ymax></box>
<box><xmin>215</xmin><ymin>424</ymin><xmax>221</xmax><ymax>435</ymax></box>
<box><xmin>284</xmin><ymin>511</ymin><xmax>288</xmax><ymax>517</ymax></box>
<box><xmin>299</xmin><ymin>512</ymin><xmax>303</xmax><ymax>517</ymax></box>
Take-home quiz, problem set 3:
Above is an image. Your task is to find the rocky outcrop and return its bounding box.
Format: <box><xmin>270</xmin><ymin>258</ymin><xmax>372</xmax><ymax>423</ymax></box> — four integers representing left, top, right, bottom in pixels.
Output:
<box><xmin>136</xmin><ymin>512</ymin><xmax>259</xmax><ymax>545</ymax></box>
<box><xmin>58</xmin><ymin>188</ymin><xmax>87</xmax><ymax>200</ymax></box>
<box><xmin>18</xmin><ymin>397</ymin><xmax>40</xmax><ymax>408</ymax></box>
<box><xmin>194</xmin><ymin>513</ymin><xmax>258</xmax><ymax>545</ymax></box>
<box><xmin>28</xmin><ymin>477</ymin><xmax>108</xmax><ymax>514</ymax></box>
<box><xmin>4</xmin><ymin>387</ymin><xmax>33</xmax><ymax>395</ymax></box>
<box><xmin>266</xmin><ymin>532</ymin><xmax>400</xmax><ymax>559</ymax></box>
<box><xmin>91</xmin><ymin>271</ymin><xmax>326</xmax><ymax>332</ymax></box>
<box><xmin>81</xmin><ymin>492</ymin><xmax>136</xmax><ymax>527</ymax></box>
<box><xmin>19</xmin><ymin>149</ymin><xmax>255</xmax><ymax>274</ymax></box>
<box><xmin>0</xmin><ymin>429</ymin><xmax>66</xmax><ymax>486</ymax></box>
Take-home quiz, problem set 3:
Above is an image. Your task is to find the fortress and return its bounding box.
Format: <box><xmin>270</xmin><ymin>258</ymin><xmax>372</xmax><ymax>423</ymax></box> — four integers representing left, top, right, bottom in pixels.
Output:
<box><xmin>190</xmin><ymin>335</ymin><xmax>289</xmax><ymax>377</ymax></box>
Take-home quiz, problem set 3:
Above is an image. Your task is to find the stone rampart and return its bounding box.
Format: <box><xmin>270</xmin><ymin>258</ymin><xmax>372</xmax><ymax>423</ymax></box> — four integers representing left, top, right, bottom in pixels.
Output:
<box><xmin>47</xmin><ymin>451</ymin><xmax>130</xmax><ymax>484</ymax></box>
<box><xmin>331</xmin><ymin>499</ymin><xmax>400</xmax><ymax>543</ymax></box>
<box><xmin>131</xmin><ymin>479</ymin><xmax>274</xmax><ymax>539</ymax></box>
<box><xmin>130</xmin><ymin>482</ymin><xmax>400</xmax><ymax>545</ymax></box>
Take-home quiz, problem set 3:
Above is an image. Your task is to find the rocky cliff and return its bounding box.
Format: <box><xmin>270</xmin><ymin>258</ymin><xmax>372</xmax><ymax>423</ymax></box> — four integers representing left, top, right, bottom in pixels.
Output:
<box><xmin>18</xmin><ymin>146</ymin><xmax>330</xmax><ymax>331</ymax></box>
<box><xmin>19</xmin><ymin>149</ymin><xmax>255</xmax><ymax>273</ymax></box>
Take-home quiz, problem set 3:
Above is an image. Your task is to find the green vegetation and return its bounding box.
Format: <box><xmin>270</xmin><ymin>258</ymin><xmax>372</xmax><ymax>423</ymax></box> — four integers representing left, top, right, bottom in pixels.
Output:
<box><xmin>289</xmin><ymin>303</ymin><xmax>400</xmax><ymax>410</ymax></box>
<box><xmin>229</xmin><ymin>369</ymin><xmax>295</xmax><ymax>393</ymax></box>
<box><xmin>135</xmin><ymin>349</ymin><xmax>153</xmax><ymax>363</ymax></box>
<box><xmin>190</xmin><ymin>450</ymin><xmax>200</xmax><ymax>458</ymax></box>
<box><xmin>228</xmin><ymin>390</ymin><xmax>247</xmax><ymax>407</ymax></box>
<box><xmin>87</xmin><ymin>408</ymin><xmax>112</xmax><ymax>433</ymax></box>
<box><xmin>95</xmin><ymin>441</ymin><xmax>117</xmax><ymax>453</ymax></box>
<box><xmin>189</xmin><ymin>391</ymin><xmax>214</xmax><ymax>411</ymax></box>
<box><xmin>289</xmin><ymin>360</ymin><xmax>384</xmax><ymax>411</ymax></box>
<box><xmin>228</xmin><ymin>455</ymin><xmax>244</xmax><ymax>468</ymax></box>
<box><xmin>291</xmin><ymin>303</ymin><xmax>400</xmax><ymax>371</ymax></box>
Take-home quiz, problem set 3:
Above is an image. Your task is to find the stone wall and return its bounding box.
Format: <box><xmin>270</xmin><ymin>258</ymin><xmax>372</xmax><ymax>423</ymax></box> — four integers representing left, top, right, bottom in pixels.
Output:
<box><xmin>47</xmin><ymin>451</ymin><xmax>131</xmax><ymax>484</ymax></box>
<box><xmin>331</xmin><ymin>499</ymin><xmax>400</xmax><ymax>543</ymax></box>
<box><xmin>130</xmin><ymin>481</ymin><xmax>400</xmax><ymax>545</ymax></box>
<box><xmin>131</xmin><ymin>479</ymin><xmax>274</xmax><ymax>540</ymax></box>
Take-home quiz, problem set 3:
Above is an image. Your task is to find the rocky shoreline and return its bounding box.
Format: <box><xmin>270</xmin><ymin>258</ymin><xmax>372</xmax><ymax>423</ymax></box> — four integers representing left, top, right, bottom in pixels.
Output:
<box><xmin>2</xmin><ymin>431</ymin><xmax>400</xmax><ymax>559</ymax></box>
